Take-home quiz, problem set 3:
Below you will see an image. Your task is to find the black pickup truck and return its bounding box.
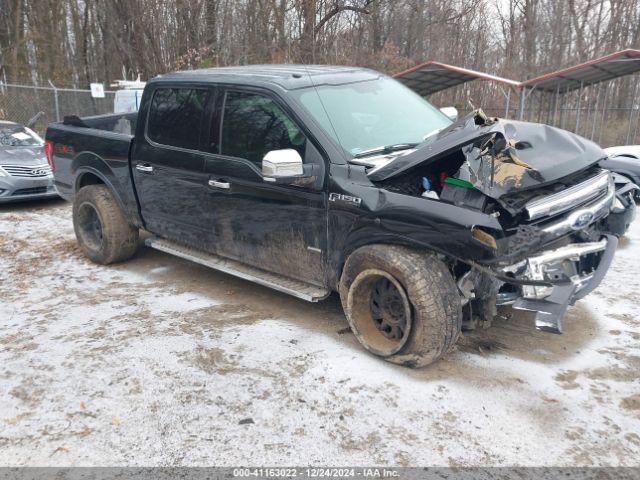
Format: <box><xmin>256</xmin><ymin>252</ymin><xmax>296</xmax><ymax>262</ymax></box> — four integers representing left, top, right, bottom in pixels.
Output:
<box><xmin>45</xmin><ymin>65</ymin><xmax>635</xmax><ymax>367</ymax></box>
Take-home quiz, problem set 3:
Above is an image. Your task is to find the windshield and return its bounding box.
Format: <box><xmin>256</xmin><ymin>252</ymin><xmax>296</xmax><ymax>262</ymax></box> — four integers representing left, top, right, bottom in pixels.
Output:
<box><xmin>0</xmin><ymin>124</ymin><xmax>43</xmax><ymax>147</ymax></box>
<box><xmin>292</xmin><ymin>76</ymin><xmax>451</xmax><ymax>156</ymax></box>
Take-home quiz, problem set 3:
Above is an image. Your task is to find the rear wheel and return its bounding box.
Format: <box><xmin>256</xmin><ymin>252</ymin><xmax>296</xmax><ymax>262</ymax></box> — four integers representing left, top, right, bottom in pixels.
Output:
<box><xmin>73</xmin><ymin>185</ymin><xmax>139</xmax><ymax>264</ymax></box>
<box><xmin>339</xmin><ymin>244</ymin><xmax>461</xmax><ymax>367</ymax></box>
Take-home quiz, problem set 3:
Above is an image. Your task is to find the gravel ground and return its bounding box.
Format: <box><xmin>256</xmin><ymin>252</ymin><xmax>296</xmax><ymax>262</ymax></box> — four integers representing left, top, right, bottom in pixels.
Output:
<box><xmin>1</xmin><ymin>198</ymin><xmax>639</xmax><ymax>467</ymax></box>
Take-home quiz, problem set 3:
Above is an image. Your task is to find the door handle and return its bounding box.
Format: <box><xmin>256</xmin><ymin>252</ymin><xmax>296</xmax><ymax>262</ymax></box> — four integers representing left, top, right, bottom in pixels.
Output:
<box><xmin>136</xmin><ymin>163</ymin><xmax>154</xmax><ymax>173</ymax></box>
<box><xmin>208</xmin><ymin>179</ymin><xmax>231</xmax><ymax>189</ymax></box>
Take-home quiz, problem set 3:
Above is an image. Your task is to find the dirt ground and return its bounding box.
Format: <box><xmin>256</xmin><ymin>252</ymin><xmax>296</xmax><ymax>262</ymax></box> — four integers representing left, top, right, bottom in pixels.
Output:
<box><xmin>1</xmin><ymin>198</ymin><xmax>639</xmax><ymax>467</ymax></box>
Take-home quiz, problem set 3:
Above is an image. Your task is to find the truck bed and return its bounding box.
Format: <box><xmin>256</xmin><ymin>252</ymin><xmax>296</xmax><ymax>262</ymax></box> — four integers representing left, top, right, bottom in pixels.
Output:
<box><xmin>45</xmin><ymin>112</ymin><xmax>141</xmax><ymax>223</ymax></box>
<box><xmin>61</xmin><ymin>111</ymin><xmax>138</xmax><ymax>135</ymax></box>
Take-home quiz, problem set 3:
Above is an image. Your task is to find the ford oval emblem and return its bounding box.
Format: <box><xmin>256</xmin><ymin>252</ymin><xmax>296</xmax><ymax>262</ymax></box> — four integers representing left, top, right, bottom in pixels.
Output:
<box><xmin>571</xmin><ymin>211</ymin><xmax>594</xmax><ymax>230</ymax></box>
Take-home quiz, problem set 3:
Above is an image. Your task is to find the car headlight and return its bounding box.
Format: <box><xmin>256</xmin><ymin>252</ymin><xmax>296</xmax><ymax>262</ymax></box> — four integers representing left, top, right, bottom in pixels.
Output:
<box><xmin>0</xmin><ymin>166</ymin><xmax>8</xmax><ymax>177</ymax></box>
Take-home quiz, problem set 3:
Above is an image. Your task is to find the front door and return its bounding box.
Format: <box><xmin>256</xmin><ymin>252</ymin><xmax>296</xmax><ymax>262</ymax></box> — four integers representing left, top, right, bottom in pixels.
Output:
<box><xmin>131</xmin><ymin>85</ymin><xmax>213</xmax><ymax>249</ymax></box>
<box><xmin>202</xmin><ymin>89</ymin><xmax>327</xmax><ymax>286</ymax></box>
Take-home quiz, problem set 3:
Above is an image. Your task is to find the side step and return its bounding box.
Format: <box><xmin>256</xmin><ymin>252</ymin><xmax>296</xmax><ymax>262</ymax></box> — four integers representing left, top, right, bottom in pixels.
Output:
<box><xmin>145</xmin><ymin>237</ymin><xmax>331</xmax><ymax>302</ymax></box>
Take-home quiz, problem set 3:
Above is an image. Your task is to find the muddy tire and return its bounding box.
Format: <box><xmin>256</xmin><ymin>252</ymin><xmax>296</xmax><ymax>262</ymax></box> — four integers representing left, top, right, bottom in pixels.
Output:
<box><xmin>73</xmin><ymin>185</ymin><xmax>139</xmax><ymax>265</ymax></box>
<box><xmin>339</xmin><ymin>244</ymin><xmax>461</xmax><ymax>367</ymax></box>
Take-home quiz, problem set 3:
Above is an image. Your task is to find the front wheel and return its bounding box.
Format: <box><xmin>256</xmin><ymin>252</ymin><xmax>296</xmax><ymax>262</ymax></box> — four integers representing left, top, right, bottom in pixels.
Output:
<box><xmin>73</xmin><ymin>185</ymin><xmax>139</xmax><ymax>264</ymax></box>
<box><xmin>339</xmin><ymin>245</ymin><xmax>461</xmax><ymax>367</ymax></box>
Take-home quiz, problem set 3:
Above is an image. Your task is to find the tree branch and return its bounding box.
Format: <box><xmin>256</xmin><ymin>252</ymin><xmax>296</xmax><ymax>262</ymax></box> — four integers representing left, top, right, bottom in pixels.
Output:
<box><xmin>314</xmin><ymin>0</ymin><xmax>376</xmax><ymax>35</ymax></box>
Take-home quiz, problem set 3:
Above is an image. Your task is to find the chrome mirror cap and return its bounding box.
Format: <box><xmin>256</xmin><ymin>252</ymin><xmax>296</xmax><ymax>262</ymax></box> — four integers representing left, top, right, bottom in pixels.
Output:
<box><xmin>262</xmin><ymin>149</ymin><xmax>304</xmax><ymax>178</ymax></box>
<box><xmin>440</xmin><ymin>106</ymin><xmax>458</xmax><ymax>122</ymax></box>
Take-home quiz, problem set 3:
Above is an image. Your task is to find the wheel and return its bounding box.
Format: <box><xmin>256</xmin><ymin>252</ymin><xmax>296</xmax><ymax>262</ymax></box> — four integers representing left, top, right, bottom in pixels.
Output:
<box><xmin>73</xmin><ymin>185</ymin><xmax>139</xmax><ymax>264</ymax></box>
<box><xmin>339</xmin><ymin>244</ymin><xmax>461</xmax><ymax>367</ymax></box>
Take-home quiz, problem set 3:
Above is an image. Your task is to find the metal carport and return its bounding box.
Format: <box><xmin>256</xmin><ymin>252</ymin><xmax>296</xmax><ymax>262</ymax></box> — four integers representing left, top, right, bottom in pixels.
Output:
<box><xmin>394</xmin><ymin>49</ymin><xmax>640</xmax><ymax>146</ymax></box>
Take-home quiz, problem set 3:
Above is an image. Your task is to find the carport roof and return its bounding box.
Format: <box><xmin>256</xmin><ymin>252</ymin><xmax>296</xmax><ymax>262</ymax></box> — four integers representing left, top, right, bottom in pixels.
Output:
<box><xmin>393</xmin><ymin>61</ymin><xmax>520</xmax><ymax>96</ymax></box>
<box><xmin>394</xmin><ymin>49</ymin><xmax>640</xmax><ymax>96</ymax></box>
<box><xmin>522</xmin><ymin>49</ymin><xmax>640</xmax><ymax>92</ymax></box>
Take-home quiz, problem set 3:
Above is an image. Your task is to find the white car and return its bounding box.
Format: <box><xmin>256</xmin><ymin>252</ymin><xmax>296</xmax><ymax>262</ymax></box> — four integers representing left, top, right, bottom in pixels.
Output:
<box><xmin>604</xmin><ymin>145</ymin><xmax>640</xmax><ymax>159</ymax></box>
<box><xmin>601</xmin><ymin>146</ymin><xmax>640</xmax><ymax>199</ymax></box>
<box><xmin>114</xmin><ymin>89</ymin><xmax>144</xmax><ymax>113</ymax></box>
<box><xmin>0</xmin><ymin>120</ymin><xmax>57</xmax><ymax>202</ymax></box>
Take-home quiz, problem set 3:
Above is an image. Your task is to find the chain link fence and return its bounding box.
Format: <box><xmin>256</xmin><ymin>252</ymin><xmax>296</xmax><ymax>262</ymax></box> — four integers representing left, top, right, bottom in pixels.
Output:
<box><xmin>444</xmin><ymin>106</ymin><xmax>640</xmax><ymax>148</ymax></box>
<box><xmin>1</xmin><ymin>81</ymin><xmax>639</xmax><ymax>148</ymax></box>
<box><xmin>0</xmin><ymin>83</ymin><xmax>116</xmax><ymax>135</ymax></box>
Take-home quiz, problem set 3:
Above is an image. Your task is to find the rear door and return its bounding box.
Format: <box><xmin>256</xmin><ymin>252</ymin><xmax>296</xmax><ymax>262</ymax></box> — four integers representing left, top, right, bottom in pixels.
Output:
<box><xmin>131</xmin><ymin>85</ymin><xmax>214</xmax><ymax>248</ymax></box>
<box><xmin>201</xmin><ymin>88</ymin><xmax>328</xmax><ymax>286</ymax></box>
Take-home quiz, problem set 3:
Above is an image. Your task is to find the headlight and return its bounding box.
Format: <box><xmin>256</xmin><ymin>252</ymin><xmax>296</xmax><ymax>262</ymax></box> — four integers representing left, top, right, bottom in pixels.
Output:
<box><xmin>0</xmin><ymin>166</ymin><xmax>8</xmax><ymax>177</ymax></box>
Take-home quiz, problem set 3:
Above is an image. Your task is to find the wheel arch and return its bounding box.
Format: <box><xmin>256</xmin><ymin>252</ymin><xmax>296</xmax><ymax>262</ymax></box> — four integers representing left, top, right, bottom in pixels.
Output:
<box><xmin>331</xmin><ymin>233</ymin><xmax>444</xmax><ymax>290</ymax></box>
<box><xmin>70</xmin><ymin>150</ymin><xmax>142</xmax><ymax>228</ymax></box>
<box><xmin>74</xmin><ymin>167</ymin><xmax>129</xmax><ymax>216</ymax></box>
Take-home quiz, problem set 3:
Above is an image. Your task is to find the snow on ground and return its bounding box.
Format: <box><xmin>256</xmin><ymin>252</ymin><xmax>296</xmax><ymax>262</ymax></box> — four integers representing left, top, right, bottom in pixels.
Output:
<box><xmin>0</xmin><ymin>198</ymin><xmax>639</xmax><ymax>467</ymax></box>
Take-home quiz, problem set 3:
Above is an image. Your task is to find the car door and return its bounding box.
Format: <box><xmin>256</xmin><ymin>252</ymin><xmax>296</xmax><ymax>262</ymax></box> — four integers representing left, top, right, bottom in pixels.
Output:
<box><xmin>202</xmin><ymin>88</ymin><xmax>327</xmax><ymax>286</ymax></box>
<box><xmin>131</xmin><ymin>85</ymin><xmax>214</xmax><ymax>249</ymax></box>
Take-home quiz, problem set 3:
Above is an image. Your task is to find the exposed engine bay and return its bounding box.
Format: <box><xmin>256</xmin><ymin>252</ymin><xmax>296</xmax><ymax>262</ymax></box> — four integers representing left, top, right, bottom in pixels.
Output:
<box><xmin>351</xmin><ymin>110</ymin><xmax>637</xmax><ymax>334</ymax></box>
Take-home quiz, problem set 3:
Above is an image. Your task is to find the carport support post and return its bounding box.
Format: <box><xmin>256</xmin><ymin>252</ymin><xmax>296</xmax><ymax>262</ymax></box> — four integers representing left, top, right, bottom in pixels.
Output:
<box><xmin>598</xmin><ymin>84</ymin><xmax>609</xmax><ymax>145</ymax></box>
<box><xmin>560</xmin><ymin>88</ymin><xmax>568</xmax><ymax>129</ymax></box>
<box><xmin>518</xmin><ymin>88</ymin><xmax>526</xmax><ymax>120</ymax></box>
<box><xmin>504</xmin><ymin>88</ymin><xmax>511</xmax><ymax>118</ymax></box>
<box><xmin>552</xmin><ymin>84</ymin><xmax>560</xmax><ymax>127</ymax></box>
<box><xmin>48</xmin><ymin>80</ymin><xmax>60</xmax><ymax>122</ymax></box>
<box><xmin>626</xmin><ymin>77</ymin><xmax>639</xmax><ymax>145</ymax></box>
<box><xmin>590</xmin><ymin>84</ymin><xmax>601</xmax><ymax>141</ymax></box>
<box><xmin>575</xmin><ymin>81</ymin><xmax>584</xmax><ymax>135</ymax></box>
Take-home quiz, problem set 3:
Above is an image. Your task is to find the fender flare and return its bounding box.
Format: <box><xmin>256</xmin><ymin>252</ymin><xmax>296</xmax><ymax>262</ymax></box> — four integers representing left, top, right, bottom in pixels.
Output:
<box><xmin>73</xmin><ymin>157</ymin><xmax>131</xmax><ymax>223</ymax></box>
<box><xmin>330</xmin><ymin>227</ymin><xmax>444</xmax><ymax>290</ymax></box>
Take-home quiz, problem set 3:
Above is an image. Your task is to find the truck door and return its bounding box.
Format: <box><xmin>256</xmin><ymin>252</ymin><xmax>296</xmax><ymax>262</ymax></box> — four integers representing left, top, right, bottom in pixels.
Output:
<box><xmin>202</xmin><ymin>89</ymin><xmax>327</xmax><ymax>286</ymax></box>
<box><xmin>130</xmin><ymin>85</ymin><xmax>213</xmax><ymax>249</ymax></box>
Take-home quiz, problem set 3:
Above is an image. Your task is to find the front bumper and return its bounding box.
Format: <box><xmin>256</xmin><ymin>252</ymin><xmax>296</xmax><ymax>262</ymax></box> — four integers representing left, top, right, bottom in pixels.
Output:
<box><xmin>500</xmin><ymin>235</ymin><xmax>617</xmax><ymax>333</ymax></box>
<box><xmin>0</xmin><ymin>175</ymin><xmax>58</xmax><ymax>203</ymax></box>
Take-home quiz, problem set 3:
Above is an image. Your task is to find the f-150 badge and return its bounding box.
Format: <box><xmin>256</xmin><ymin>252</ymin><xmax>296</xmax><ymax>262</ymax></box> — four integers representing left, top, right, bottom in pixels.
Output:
<box><xmin>329</xmin><ymin>193</ymin><xmax>362</xmax><ymax>207</ymax></box>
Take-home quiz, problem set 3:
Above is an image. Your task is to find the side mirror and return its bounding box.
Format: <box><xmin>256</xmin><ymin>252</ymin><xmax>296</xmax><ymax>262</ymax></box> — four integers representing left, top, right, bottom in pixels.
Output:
<box><xmin>262</xmin><ymin>149</ymin><xmax>304</xmax><ymax>181</ymax></box>
<box><xmin>440</xmin><ymin>106</ymin><xmax>458</xmax><ymax>122</ymax></box>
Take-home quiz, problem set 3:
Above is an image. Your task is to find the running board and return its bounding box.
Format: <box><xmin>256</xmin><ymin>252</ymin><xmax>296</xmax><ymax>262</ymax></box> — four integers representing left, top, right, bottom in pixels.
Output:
<box><xmin>145</xmin><ymin>237</ymin><xmax>331</xmax><ymax>302</ymax></box>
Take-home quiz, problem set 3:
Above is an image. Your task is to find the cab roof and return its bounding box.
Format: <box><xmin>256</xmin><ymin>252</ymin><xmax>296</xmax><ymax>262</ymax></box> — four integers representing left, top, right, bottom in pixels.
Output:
<box><xmin>151</xmin><ymin>64</ymin><xmax>381</xmax><ymax>90</ymax></box>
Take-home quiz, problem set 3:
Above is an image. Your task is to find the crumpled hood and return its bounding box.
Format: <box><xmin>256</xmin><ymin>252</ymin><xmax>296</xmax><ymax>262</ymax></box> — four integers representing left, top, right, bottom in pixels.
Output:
<box><xmin>0</xmin><ymin>146</ymin><xmax>47</xmax><ymax>166</ymax></box>
<box><xmin>368</xmin><ymin>110</ymin><xmax>607</xmax><ymax>199</ymax></box>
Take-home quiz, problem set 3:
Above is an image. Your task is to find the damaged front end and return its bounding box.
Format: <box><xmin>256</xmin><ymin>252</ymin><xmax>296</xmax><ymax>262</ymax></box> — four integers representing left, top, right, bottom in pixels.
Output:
<box><xmin>457</xmin><ymin>168</ymin><xmax>619</xmax><ymax>334</ymax></box>
<box><xmin>356</xmin><ymin>110</ymin><xmax>629</xmax><ymax>334</ymax></box>
<box><xmin>500</xmin><ymin>236</ymin><xmax>617</xmax><ymax>333</ymax></box>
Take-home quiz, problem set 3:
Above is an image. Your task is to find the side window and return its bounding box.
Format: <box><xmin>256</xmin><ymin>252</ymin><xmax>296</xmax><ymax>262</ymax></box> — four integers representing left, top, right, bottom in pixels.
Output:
<box><xmin>147</xmin><ymin>87</ymin><xmax>208</xmax><ymax>150</ymax></box>
<box><xmin>221</xmin><ymin>91</ymin><xmax>306</xmax><ymax>165</ymax></box>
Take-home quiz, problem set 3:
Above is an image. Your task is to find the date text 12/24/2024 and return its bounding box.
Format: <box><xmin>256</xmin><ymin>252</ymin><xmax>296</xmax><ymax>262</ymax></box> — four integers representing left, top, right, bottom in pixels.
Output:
<box><xmin>233</xmin><ymin>468</ymin><xmax>400</xmax><ymax>478</ymax></box>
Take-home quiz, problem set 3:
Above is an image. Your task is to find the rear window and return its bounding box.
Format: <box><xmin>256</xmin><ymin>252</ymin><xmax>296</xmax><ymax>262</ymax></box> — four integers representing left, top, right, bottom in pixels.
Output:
<box><xmin>147</xmin><ymin>88</ymin><xmax>208</xmax><ymax>150</ymax></box>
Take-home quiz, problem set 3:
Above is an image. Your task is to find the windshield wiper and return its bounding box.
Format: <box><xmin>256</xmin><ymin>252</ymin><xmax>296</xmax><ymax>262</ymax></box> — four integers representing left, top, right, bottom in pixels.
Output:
<box><xmin>353</xmin><ymin>143</ymin><xmax>418</xmax><ymax>159</ymax></box>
